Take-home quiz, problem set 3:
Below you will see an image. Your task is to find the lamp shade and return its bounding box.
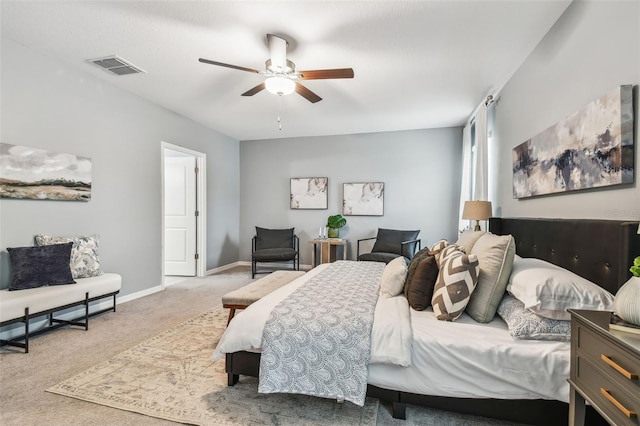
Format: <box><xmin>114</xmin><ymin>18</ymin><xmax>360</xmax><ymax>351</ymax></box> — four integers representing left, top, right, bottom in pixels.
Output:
<box><xmin>265</xmin><ymin>76</ymin><xmax>295</xmax><ymax>96</ymax></box>
<box><xmin>462</xmin><ymin>201</ymin><xmax>492</xmax><ymax>220</ymax></box>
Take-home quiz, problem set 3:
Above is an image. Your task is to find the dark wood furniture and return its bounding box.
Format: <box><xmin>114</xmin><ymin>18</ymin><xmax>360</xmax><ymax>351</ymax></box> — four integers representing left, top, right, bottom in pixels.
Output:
<box><xmin>569</xmin><ymin>309</ymin><xmax>640</xmax><ymax>426</ymax></box>
<box><xmin>227</xmin><ymin>218</ymin><xmax>640</xmax><ymax>424</ymax></box>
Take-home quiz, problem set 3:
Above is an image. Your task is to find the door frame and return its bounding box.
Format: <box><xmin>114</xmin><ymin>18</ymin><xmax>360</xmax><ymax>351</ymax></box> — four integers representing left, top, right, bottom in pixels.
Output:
<box><xmin>161</xmin><ymin>141</ymin><xmax>207</xmax><ymax>287</ymax></box>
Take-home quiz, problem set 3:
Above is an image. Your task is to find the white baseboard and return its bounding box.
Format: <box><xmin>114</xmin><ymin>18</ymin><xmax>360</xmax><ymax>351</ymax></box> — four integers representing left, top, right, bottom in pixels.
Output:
<box><xmin>207</xmin><ymin>261</ymin><xmax>244</xmax><ymax>275</ymax></box>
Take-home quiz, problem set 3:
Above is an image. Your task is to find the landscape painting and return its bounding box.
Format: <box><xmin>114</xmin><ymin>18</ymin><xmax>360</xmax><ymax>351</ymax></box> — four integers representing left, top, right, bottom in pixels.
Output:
<box><xmin>0</xmin><ymin>143</ymin><xmax>92</xmax><ymax>201</ymax></box>
<box><xmin>343</xmin><ymin>182</ymin><xmax>384</xmax><ymax>216</ymax></box>
<box><xmin>513</xmin><ymin>85</ymin><xmax>634</xmax><ymax>198</ymax></box>
<box><xmin>290</xmin><ymin>177</ymin><xmax>328</xmax><ymax>209</ymax></box>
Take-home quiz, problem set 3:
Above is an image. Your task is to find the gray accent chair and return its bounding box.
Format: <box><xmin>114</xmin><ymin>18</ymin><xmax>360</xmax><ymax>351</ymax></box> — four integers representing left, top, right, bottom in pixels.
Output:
<box><xmin>357</xmin><ymin>228</ymin><xmax>421</xmax><ymax>264</ymax></box>
<box><xmin>251</xmin><ymin>227</ymin><xmax>300</xmax><ymax>278</ymax></box>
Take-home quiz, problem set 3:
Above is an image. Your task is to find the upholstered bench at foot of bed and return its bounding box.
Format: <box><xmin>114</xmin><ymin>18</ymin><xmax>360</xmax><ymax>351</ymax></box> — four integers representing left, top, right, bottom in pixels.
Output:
<box><xmin>0</xmin><ymin>273</ymin><xmax>122</xmax><ymax>353</ymax></box>
<box><xmin>222</xmin><ymin>270</ymin><xmax>305</xmax><ymax>325</ymax></box>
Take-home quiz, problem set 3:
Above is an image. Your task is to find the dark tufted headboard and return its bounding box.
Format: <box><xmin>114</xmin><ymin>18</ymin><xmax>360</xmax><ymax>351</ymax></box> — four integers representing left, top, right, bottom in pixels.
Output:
<box><xmin>489</xmin><ymin>217</ymin><xmax>640</xmax><ymax>295</ymax></box>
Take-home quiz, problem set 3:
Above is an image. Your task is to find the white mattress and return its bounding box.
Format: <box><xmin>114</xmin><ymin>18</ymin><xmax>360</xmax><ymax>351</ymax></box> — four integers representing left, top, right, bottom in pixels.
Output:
<box><xmin>214</xmin><ymin>265</ymin><xmax>570</xmax><ymax>403</ymax></box>
<box><xmin>368</xmin><ymin>307</ymin><xmax>570</xmax><ymax>402</ymax></box>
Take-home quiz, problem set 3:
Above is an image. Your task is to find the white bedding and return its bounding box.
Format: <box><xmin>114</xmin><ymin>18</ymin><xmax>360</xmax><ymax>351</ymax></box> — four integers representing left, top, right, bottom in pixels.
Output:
<box><xmin>213</xmin><ymin>263</ymin><xmax>570</xmax><ymax>403</ymax></box>
<box><xmin>368</xmin><ymin>308</ymin><xmax>570</xmax><ymax>403</ymax></box>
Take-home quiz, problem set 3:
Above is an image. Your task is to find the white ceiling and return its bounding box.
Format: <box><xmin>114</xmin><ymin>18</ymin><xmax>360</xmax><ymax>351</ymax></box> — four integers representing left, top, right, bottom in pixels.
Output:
<box><xmin>1</xmin><ymin>1</ymin><xmax>572</xmax><ymax>141</ymax></box>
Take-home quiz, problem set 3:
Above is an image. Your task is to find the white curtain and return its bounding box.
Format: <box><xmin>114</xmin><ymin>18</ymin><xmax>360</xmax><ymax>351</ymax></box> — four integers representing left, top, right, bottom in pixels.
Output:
<box><xmin>458</xmin><ymin>124</ymin><xmax>472</xmax><ymax>231</ymax></box>
<box><xmin>459</xmin><ymin>102</ymin><xmax>490</xmax><ymax>231</ymax></box>
<box><xmin>473</xmin><ymin>104</ymin><xmax>489</xmax><ymax>201</ymax></box>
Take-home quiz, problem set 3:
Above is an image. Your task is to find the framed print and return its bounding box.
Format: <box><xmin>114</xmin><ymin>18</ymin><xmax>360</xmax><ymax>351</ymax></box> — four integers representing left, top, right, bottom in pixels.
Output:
<box><xmin>0</xmin><ymin>143</ymin><xmax>92</xmax><ymax>201</ymax></box>
<box><xmin>290</xmin><ymin>177</ymin><xmax>328</xmax><ymax>209</ymax></box>
<box><xmin>513</xmin><ymin>85</ymin><xmax>634</xmax><ymax>198</ymax></box>
<box><xmin>343</xmin><ymin>182</ymin><xmax>384</xmax><ymax>216</ymax></box>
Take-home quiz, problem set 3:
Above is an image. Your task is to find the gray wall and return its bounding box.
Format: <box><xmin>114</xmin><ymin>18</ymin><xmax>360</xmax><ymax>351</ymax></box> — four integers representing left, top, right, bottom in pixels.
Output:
<box><xmin>491</xmin><ymin>0</ymin><xmax>640</xmax><ymax>220</ymax></box>
<box><xmin>239</xmin><ymin>128</ymin><xmax>463</xmax><ymax>265</ymax></box>
<box><xmin>0</xmin><ymin>38</ymin><xmax>240</xmax><ymax>294</ymax></box>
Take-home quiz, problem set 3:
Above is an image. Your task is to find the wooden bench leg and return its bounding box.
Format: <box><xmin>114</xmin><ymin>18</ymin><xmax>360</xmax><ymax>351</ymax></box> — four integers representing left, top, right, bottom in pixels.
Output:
<box><xmin>227</xmin><ymin>308</ymin><xmax>236</xmax><ymax>325</ymax></box>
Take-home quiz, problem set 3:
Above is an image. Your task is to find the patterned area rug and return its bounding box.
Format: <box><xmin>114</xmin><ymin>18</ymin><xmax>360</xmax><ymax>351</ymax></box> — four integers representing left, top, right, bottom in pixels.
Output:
<box><xmin>47</xmin><ymin>307</ymin><xmax>378</xmax><ymax>425</ymax></box>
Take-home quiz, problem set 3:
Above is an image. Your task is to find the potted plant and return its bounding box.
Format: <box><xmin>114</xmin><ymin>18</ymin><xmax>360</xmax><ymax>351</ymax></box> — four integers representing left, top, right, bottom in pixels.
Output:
<box><xmin>613</xmin><ymin>256</ymin><xmax>640</xmax><ymax>326</ymax></box>
<box><xmin>327</xmin><ymin>214</ymin><xmax>347</xmax><ymax>238</ymax></box>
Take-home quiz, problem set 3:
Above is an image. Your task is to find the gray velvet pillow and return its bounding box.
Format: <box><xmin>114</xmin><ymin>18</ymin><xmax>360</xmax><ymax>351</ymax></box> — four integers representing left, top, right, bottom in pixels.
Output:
<box><xmin>255</xmin><ymin>227</ymin><xmax>294</xmax><ymax>250</ymax></box>
<box><xmin>372</xmin><ymin>228</ymin><xmax>420</xmax><ymax>257</ymax></box>
<box><xmin>7</xmin><ymin>242</ymin><xmax>76</xmax><ymax>290</ymax></box>
<box><xmin>466</xmin><ymin>233</ymin><xmax>516</xmax><ymax>323</ymax></box>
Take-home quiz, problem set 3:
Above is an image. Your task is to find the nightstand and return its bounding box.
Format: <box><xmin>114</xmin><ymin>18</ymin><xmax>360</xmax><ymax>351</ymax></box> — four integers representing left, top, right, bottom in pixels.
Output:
<box><xmin>569</xmin><ymin>309</ymin><xmax>640</xmax><ymax>426</ymax></box>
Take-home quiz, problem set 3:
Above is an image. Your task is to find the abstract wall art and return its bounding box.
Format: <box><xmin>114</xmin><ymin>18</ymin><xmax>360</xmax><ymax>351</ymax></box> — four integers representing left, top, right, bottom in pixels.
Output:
<box><xmin>290</xmin><ymin>177</ymin><xmax>328</xmax><ymax>209</ymax></box>
<box><xmin>343</xmin><ymin>182</ymin><xmax>384</xmax><ymax>216</ymax></box>
<box><xmin>513</xmin><ymin>85</ymin><xmax>634</xmax><ymax>199</ymax></box>
<box><xmin>0</xmin><ymin>143</ymin><xmax>92</xmax><ymax>201</ymax></box>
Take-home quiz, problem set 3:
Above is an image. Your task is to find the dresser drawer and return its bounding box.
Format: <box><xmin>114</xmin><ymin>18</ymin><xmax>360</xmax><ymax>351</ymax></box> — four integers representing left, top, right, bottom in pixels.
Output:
<box><xmin>576</xmin><ymin>322</ymin><xmax>640</xmax><ymax>397</ymax></box>
<box><xmin>575</xmin><ymin>356</ymin><xmax>640</xmax><ymax>426</ymax></box>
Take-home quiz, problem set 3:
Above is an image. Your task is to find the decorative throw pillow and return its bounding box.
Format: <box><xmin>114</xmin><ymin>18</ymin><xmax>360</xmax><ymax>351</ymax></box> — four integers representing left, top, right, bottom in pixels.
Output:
<box><xmin>379</xmin><ymin>256</ymin><xmax>409</xmax><ymax>298</ymax></box>
<box><xmin>429</xmin><ymin>239</ymin><xmax>449</xmax><ymax>265</ymax></box>
<box><xmin>497</xmin><ymin>294</ymin><xmax>571</xmax><ymax>342</ymax></box>
<box><xmin>465</xmin><ymin>233</ymin><xmax>516</xmax><ymax>323</ymax></box>
<box><xmin>454</xmin><ymin>230</ymin><xmax>486</xmax><ymax>255</ymax></box>
<box><xmin>436</xmin><ymin>244</ymin><xmax>466</xmax><ymax>267</ymax></box>
<box><xmin>404</xmin><ymin>247</ymin><xmax>432</xmax><ymax>297</ymax></box>
<box><xmin>431</xmin><ymin>252</ymin><xmax>480</xmax><ymax>321</ymax></box>
<box><xmin>507</xmin><ymin>257</ymin><xmax>614</xmax><ymax>321</ymax></box>
<box><xmin>35</xmin><ymin>234</ymin><xmax>103</xmax><ymax>279</ymax></box>
<box><xmin>7</xmin><ymin>243</ymin><xmax>76</xmax><ymax>290</ymax></box>
<box><xmin>405</xmin><ymin>255</ymin><xmax>439</xmax><ymax>310</ymax></box>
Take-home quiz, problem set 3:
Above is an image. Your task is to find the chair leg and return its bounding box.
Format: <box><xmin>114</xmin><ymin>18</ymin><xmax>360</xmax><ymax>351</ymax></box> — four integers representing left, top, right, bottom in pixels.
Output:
<box><xmin>251</xmin><ymin>260</ymin><xmax>256</xmax><ymax>278</ymax></box>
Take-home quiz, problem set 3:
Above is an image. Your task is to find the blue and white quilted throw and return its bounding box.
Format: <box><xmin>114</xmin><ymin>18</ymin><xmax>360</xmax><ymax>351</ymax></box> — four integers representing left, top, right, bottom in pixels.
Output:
<box><xmin>258</xmin><ymin>260</ymin><xmax>385</xmax><ymax>406</ymax></box>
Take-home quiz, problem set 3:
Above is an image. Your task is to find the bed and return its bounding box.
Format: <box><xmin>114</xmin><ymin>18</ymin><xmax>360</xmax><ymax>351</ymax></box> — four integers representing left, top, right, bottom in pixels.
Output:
<box><xmin>214</xmin><ymin>218</ymin><xmax>640</xmax><ymax>425</ymax></box>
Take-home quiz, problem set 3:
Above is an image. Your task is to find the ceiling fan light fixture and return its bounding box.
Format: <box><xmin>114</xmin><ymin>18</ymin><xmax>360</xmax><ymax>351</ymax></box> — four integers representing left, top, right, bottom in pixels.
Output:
<box><xmin>265</xmin><ymin>76</ymin><xmax>295</xmax><ymax>96</ymax></box>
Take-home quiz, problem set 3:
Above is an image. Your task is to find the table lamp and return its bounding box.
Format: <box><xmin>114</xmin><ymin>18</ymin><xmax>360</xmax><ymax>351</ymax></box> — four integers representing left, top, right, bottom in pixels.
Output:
<box><xmin>462</xmin><ymin>201</ymin><xmax>492</xmax><ymax>231</ymax></box>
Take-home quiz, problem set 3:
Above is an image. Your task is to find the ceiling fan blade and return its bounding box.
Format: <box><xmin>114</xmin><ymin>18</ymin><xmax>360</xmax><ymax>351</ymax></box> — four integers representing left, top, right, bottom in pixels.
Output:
<box><xmin>299</xmin><ymin>68</ymin><xmax>354</xmax><ymax>80</ymax></box>
<box><xmin>267</xmin><ymin>34</ymin><xmax>288</xmax><ymax>71</ymax></box>
<box><xmin>295</xmin><ymin>83</ymin><xmax>322</xmax><ymax>103</ymax></box>
<box><xmin>241</xmin><ymin>83</ymin><xmax>266</xmax><ymax>97</ymax></box>
<box><xmin>198</xmin><ymin>58</ymin><xmax>260</xmax><ymax>74</ymax></box>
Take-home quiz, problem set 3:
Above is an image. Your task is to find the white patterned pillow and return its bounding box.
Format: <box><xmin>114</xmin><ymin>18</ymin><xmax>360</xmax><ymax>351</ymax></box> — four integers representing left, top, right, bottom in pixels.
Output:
<box><xmin>497</xmin><ymin>294</ymin><xmax>571</xmax><ymax>342</ymax></box>
<box><xmin>35</xmin><ymin>234</ymin><xmax>103</xmax><ymax>279</ymax></box>
<box><xmin>379</xmin><ymin>256</ymin><xmax>408</xmax><ymax>298</ymax></box>
<box><xmin>435</xmin><ymin>244</ymin><xmax>465</xmax><ymax>268</ymax></box>
<box><xmin>431</xmin><ymin>251</ymin><xmax>480</xmax><ymax>321</ymax></box>
<box><xmin>429</xmin><ymin>239</ymin><xmax>448</xmax><ymax>259</ymax></box>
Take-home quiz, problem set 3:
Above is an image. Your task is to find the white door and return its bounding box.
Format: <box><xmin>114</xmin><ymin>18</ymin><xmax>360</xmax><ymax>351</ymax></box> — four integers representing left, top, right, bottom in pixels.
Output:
<box><xmin>164</xmin><ymin>156</ymin><xmax>197</xmax><ymax>276</ymax></box>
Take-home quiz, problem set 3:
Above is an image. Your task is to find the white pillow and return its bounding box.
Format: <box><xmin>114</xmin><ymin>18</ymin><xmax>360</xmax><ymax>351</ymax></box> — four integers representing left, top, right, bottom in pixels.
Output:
<box><xmin>507</xmin><ymin>257</ymin><xmax>614</xmax><ymax>320</ymax></box>
<box><xmin>379</xmin><ymin>256</ymin><xmax>408</xmax><ymax>298</ymax></box>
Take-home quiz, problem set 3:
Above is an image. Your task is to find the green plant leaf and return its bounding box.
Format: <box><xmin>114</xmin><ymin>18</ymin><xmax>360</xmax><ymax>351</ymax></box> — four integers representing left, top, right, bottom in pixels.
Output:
<box><xmin>327</xmin><ymin>214</ymin><xmax>347</xmax><ymax>228</ymax></box>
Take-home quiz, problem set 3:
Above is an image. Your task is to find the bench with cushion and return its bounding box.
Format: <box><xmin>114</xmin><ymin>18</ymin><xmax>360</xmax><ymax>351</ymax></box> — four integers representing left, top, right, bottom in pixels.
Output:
<box><xmin>0</xmin><ymin>273</ymin><xmax>121</xmax><ymax>353</ymax></box>
<box><xmin>1</xmin><ymin>235</ymin><xmax>120</xmax><ymax>353</ymax></box>
<box><xmin>222</xmin><ymin>270</ymin><xmax>305</xmax><ymax>324</ymax></box>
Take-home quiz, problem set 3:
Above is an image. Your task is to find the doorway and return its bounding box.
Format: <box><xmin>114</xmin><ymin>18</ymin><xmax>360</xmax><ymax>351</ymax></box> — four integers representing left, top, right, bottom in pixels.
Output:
<box><xmin>161</xmin><ymin>142</ymin><xmax>207</xmax><ymax>286</ymax></box>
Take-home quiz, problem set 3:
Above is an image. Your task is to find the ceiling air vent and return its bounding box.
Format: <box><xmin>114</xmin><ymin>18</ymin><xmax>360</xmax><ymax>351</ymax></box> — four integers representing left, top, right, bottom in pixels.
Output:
<box><xmin>88</xmin><ymin>55</ymin><xmax>145</xmax><ymax>76</ymax></box>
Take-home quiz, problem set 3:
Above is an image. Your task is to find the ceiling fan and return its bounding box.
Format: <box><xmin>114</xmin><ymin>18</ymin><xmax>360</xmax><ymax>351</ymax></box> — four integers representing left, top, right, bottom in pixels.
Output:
<box><xmin>199</xmin><ymin>34</ymin><xmax>354</xmax><ymax>103</ymax></box>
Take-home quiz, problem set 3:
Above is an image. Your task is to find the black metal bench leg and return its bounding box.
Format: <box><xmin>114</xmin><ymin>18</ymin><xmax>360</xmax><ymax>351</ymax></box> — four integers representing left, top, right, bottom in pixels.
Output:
<box><xmin>24</xmin><ymin>307</ymin><xmax>30</xmax><ymax>354</ymax></box>
<box><xmin>84</xmin><ymin>292</ymin><xmax>89</xmax><ymax>330</ymax></box>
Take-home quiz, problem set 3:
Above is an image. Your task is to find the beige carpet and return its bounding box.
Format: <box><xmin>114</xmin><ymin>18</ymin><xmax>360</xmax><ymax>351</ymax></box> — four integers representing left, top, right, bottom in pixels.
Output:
<box><xmin>47</xmin><ymin>306</ymin><xmax>378</xmax><ymax>426</ymax></box>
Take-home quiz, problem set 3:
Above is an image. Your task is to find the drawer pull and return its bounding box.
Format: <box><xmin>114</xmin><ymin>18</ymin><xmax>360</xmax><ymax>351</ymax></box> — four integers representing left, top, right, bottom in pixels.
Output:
<box><xmin>601</xmin><ymin>354</ymin><xmax>639</xmax><ymax>380</ymax></box>
<box><xmin>600</xmin><ymin>388</ymin><xmax>637</xmax><ymax>418</ymax></box>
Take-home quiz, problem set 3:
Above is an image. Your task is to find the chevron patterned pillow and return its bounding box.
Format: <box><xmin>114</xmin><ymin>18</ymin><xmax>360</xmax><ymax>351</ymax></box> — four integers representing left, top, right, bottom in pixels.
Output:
<box><xmin>432</xmin><ymin>251</ymin><xmax>480</xmax><ymax>321</ymax></box>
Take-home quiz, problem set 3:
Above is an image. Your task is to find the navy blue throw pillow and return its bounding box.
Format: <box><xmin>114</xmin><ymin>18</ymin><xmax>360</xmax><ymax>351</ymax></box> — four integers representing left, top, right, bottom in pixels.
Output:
<box><xmin>7</xmin><ymin>242</ymin><xmax>76</xmax><ymax>290</ymax></box>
